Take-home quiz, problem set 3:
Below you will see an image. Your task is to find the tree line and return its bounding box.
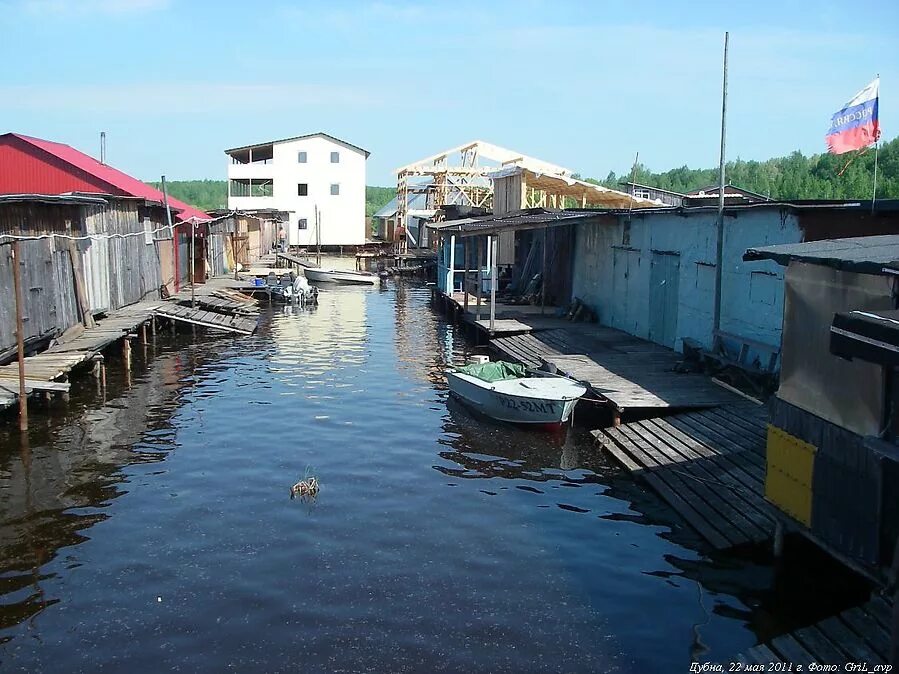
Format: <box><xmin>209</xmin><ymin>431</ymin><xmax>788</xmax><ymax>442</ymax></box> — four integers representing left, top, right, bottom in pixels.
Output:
<box><xmin>146</xmin><ymin>180</ymin><xmax>397</xmax><ymax>216</ymax></box>
<box><xmin>149</xmin><ymin>137</ymin><xmax>898</xmax><ymax>213</ymax></box>
<box><xmin>589</xmin><ymin>135</ymin><xmax>899</xmax><ymax>200</ymax></box>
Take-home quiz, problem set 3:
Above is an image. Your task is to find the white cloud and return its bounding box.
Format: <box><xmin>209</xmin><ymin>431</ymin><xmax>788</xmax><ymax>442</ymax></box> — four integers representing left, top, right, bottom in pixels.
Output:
<box><xmin>19</xmin><ymin>0</ymin><xmax>170</xmax><ymax>14</ymax></box>
<box><xmin>0</xmin><ymin>82</ymin><xmax>386</xmax><ymax>114</ymax></box>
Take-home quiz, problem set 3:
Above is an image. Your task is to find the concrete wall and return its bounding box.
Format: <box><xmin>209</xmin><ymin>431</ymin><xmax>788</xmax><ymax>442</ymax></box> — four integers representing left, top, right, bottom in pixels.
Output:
<box><xmin>228</xmin><ymin>136</ymin><xmax>366</xmax><ymax>247</ymax></box>
<box><xmin>571</xmin><ymin>208</ymin><xmax>799</xmax><ymax>356</ymax></box>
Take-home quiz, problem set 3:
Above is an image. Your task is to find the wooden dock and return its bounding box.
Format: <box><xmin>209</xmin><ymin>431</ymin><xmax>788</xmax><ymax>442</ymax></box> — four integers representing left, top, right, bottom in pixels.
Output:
<box><xmin>592</xmin><ymin>403</ymin><xmax>777</xmax><ymax>549</ymax></box>
<box><xmin>492</xmin><ymin>328</ymin><xmax>744</xmax><ymax>420</ymax></box>
<box><xmin>276</xmin><ymin>251</ymin><xmax>316</xmax><ymax>269</ymax></box>
<box><xmin>153</xmin><ymin>304</ymin><xmax>257</xmax><ymax>335</ymax></box>
<box><xmin>174</xmin><ymin>294</ymin><xmax>257</xmax><ymax>317</ymax></box>
<box><xmin>733</xmin><ymin>594</ymin><xmax>893</xmax><ymax>667</ymax></box>
<box><xmin>0</xmin><ymin>299</ymin><xmax>161</xmax><ymax>410</ymax></box>
<box><xmin>473</xmin><ymin>319</ymin><xmax>533</xmax><ymax>336</ymax></box>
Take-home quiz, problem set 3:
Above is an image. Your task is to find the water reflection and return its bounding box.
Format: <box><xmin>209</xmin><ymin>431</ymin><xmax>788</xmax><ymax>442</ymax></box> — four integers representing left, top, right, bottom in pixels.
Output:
<box><xmin>0</xmin><ymin>282</ymin><xmax>862</xmax><ymax>673</ymax></box>
<box><xmin>0</xmin><ymin>340</ymin><xmax>230</xmax><ymax>641</ymax></box>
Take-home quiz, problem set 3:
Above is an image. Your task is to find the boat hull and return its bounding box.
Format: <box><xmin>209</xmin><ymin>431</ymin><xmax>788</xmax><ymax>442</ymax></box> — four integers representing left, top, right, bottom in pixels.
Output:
<box><xmin>304</xmin><ymin>269</ymin><xmax>378</xmax><ymax>285</ymax></box>
<box><xmin>445</xmin><ymin>371</ymin><xmax>585</xmax><ymax>426</ymax></box>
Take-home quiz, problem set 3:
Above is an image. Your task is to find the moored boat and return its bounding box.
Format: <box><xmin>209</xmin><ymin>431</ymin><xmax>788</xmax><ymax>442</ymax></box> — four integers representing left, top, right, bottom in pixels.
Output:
<box><xmin>445</xmin><ymin>360</ymin><xmax>586</xmax><ymax>428</ymax></box>
<box><xmin>304</xmin><ymin>268</ymin><xmax>379</xmax><ymax>285</ymax></box>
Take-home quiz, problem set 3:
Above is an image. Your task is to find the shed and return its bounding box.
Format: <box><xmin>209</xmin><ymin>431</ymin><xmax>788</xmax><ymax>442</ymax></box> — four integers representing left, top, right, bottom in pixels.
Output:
<box><xmin>742</xmin><ymin>235</ymin><xmax>899</xmax><ymax>579</ymax></box>
<box><xmin>0</xmin><ymin>194</ymin><xmax>106</xmax><ymax>356</ymax></box>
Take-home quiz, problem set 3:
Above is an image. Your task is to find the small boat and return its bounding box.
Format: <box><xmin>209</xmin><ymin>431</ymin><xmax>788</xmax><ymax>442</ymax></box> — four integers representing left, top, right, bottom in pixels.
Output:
<box><xmin>304</xmin><ymin>268</ymin><xmax>379</xmax><ymax>285</ymax></box>
<box><xmin>445</xmin><ymin>359</ymin><xmax>586</xmax><ymax>428</ymax></box>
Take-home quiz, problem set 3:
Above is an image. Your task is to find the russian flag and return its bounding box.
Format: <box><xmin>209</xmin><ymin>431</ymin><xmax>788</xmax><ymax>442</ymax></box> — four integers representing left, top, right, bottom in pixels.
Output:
<box><xmin>826</xmin><ymin>78</ymin><xmax>881</xmax><ymax>154</ymax></box>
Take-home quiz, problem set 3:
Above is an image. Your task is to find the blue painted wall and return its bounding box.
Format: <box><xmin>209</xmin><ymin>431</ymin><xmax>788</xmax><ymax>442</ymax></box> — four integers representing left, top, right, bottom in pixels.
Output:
<box><xmin>571</xmin><ymin>208</ymin><xmax>799</xmax><ymax>360</ymax></box>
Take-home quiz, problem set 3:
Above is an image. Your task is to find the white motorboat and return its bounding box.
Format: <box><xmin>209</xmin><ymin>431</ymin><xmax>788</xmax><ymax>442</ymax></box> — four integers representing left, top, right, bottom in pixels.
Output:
<box><xmin>304</xmin><ymin>268</ymin><xmax>379</xmax><ymax>285</ymax></box>
<box><xmin>446</xmin><ymin>360</ymin><xmax>586</xmax><ymax>428</ymax></box>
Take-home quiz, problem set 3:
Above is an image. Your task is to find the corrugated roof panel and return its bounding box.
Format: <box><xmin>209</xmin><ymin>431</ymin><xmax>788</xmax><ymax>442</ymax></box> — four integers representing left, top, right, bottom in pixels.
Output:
<box><xmin>2</xmin><ymin>133</ymin><xmax>210</xmax><ymax>222</ymax></box>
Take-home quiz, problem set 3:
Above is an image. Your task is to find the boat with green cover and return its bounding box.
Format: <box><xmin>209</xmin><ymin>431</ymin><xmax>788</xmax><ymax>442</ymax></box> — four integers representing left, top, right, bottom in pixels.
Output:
<box><xmin>445</xmin><ymin>360</ymin><xmax>586</xmax><ymax>428</ymax></box>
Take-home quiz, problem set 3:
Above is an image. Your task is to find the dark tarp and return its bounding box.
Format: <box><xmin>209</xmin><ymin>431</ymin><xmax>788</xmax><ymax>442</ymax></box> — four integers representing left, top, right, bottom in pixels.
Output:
<box><xmin>832</xmin><ymin>308</ymin><xmax>899</xmax><ymax>367</ymax></box>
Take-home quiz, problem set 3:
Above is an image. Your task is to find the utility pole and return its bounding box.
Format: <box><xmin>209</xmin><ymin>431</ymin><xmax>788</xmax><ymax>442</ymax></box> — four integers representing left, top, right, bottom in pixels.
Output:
<box><xmin>713</xmin><ymin>31</ymin><xmax>729</xmax><ymax>334</ymax></box>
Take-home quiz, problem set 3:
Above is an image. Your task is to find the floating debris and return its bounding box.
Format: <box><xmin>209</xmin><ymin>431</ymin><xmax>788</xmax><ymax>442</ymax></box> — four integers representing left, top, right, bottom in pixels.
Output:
<box><xmin>290</xmin><ymin>475</ymin><xmax>319</xmax><ymax>500</ymax></box>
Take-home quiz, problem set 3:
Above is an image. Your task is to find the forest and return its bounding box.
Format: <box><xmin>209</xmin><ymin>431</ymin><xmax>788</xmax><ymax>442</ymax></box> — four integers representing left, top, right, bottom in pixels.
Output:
<box><xmin>149</xmin><ymin>136</ymin><xmax>898</xmax><ymax>213</ymax></box>
<box><xmin>146</xmin><ymin>180</ymin><xmax>397</xmax><ymax>216</ymax></box>
<box><xmin>590</xmin><ymin>135</ymin><xmax>899</xmax><ymax>200</ymax></box>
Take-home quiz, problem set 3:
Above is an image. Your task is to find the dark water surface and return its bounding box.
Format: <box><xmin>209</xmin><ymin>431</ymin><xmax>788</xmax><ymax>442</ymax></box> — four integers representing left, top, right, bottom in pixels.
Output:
<box><xmin>0</xmin><ymin>283</ymin><xmax>837</xmax><ymax>672</ymax></box>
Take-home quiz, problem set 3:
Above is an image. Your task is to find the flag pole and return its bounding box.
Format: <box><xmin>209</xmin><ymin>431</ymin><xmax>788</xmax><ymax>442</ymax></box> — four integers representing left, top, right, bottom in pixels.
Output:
<box><xmin>872</xmin><ymin>140</ymin><xmax>879</xmax><ymax>214</ymax></box>
<box><xmin>872</xmin><ymin>73</ymin><xmax>881</xmax><ymax>214</ymax></box>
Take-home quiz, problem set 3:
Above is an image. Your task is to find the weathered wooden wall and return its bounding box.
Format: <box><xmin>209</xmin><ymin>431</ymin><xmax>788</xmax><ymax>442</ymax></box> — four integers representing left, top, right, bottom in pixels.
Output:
<box><xmin>83</xmin><ymin>202</ymin><xmax>163</xmax><ymax>312</ymax></box>
<box><xmin>208</xmin><ymin>232</ymin><xmax>228</xmax><ymax>277</ymax></box>
<box><xmin>0</xmin><ymin>202</ymin><xmax>84</xmax><ymax>354</ymax></box>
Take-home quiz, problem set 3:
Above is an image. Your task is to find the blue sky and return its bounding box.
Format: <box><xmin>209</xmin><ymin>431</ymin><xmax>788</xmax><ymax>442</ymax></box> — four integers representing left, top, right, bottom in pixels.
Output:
<box><xmin>1</xmin><ymin>0</ymin><xmax>896</xmax><ymax>186</ymax></box>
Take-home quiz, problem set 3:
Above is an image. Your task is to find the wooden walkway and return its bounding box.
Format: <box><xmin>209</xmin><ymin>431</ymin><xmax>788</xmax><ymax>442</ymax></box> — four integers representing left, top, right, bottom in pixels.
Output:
<box><xmin>734</xmin><ymin>594</ymin><xmax>893</xmax><ymax>667</ymax></box>
<box><xmin>0</xmin><ymin>300</ymin><xmax>160</xmax><ymax>410</ymax></box>
<box><xmin>592</xmin><ymin>403</ymin><xmax>777</xmax><ymax>549</ymax></box>
<box><xmin>492</xmin><ymin>328</ymin><xmax>743</xmax><ymax>418</ymax></box>
<box><xmin>175</xmin><ymin>295</ymin><xmax>257</xmax><ymax>317</ymax></box>
<box><xmin>473</xmin><ymin>319</ymin><xmax>533</xmax><ymax>336</ymax></box>
<box><xmin>276</xmin><ymin>251</ymin><xmax>316</xmax><ymax>269</ymax></box>
<box><xmin>153</xmin><ymin>304</ymin><xmax>258</xmax><ymax>335</ymax></box>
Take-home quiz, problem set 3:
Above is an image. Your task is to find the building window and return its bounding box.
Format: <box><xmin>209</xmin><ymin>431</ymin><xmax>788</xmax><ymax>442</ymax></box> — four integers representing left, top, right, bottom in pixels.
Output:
<box><xmin>298</xmin><ymin>183</ymin><xmax>308</xmax><ymax>196</ymax></box>
<box><xmin>330</xmin><ymin>151</ymin><xmax>340</xmax><ymax>163</ymax></box>
<box><xmin>298</xmin><ymin>151</ymin><xmax>307</xmax><ymax>163</ymax></box>
<box><xmin>298</xmin><ymin>218</ymin><xmax>308</xmax><ymax>230</ymax></box>
<box><xmin>634</xmin><ymin>189</ymin><xmax>651</xmax><ymax>199</ymax></box>
<box><xmin>330</xmin><ymin>183</ymin><xmax>340</xmax><ymax>195</ymax></box>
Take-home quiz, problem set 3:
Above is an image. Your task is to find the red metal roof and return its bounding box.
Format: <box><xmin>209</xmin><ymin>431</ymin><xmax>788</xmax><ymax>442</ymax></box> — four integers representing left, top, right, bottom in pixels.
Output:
<box><xmin>0</xmin><ymin>133</ymin><xmax>210</xmax><ymax>222</ymax></box>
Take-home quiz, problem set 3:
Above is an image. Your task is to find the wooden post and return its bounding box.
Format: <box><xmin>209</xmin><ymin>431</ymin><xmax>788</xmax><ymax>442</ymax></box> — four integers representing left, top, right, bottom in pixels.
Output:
<box><xmin>123</xmin><ymin>336</ymin><xmax>132</xmax><ymax>371</ymax></box>
<box><xmin>67</xmin><ymin>239</ymin><xmax>95</xmax><ymax>329</ymax></box>
<box><xmin>190</xmin><ymin>222</ymin><xmax>196</xmax><ymax>308</ymax></box>
<box><xmin>541</xmin><ymin>226</ymin><xmax>547</xmax><ymax>315</ymax></box>
<box><xmin>773</xmin><ymin>520</ymin><xmax>785</xmax><ymax>558</ymax></box>
<box><xmin>141</xmin><ymin>323</ymin><xmax>148</xmax><ymax>345</ymax></box>
<box><xmin>489</xmin><ymin>235</ymin><xmax>497</xmax><ymax>334</ymax></box>
<box><xmin>448</xmin><ymin>234</ymin><xmax>456</xmax><ymax>299</ymax></box>
<box><xmin>475</xmin><ymin>237</ymin><xmax>483</xmax><ymax>322</ymax></box>
<box><xmin>151</xmin><ymin>315</ymin><xmax>157</xmax><ymax>336</ymax></box>
<box><xmin>12</xmin><ymin>241</ymin><xmax>28</xmax><ymax>431</ymax></box>
<box><xmin>462</xmin><ymin>236</ymin><xmax>469</xmax><ymax>317</ymax></box>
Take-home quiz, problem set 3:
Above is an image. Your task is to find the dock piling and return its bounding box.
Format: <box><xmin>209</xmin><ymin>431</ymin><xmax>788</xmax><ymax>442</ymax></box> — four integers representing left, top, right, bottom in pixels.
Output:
<box><xmin>12</xmin><ymin>241</ymin><xmax>28</xmax><ymax>431</ymax></box>
<box><xmin>123</xmin><ymin>336</ymin><xmax>132</xmax><ymax>371</ymax></box>
<box><xmin>774</xmin><ymin>520</ymin><xmax>785</xmax><ymax>558</ymax></box>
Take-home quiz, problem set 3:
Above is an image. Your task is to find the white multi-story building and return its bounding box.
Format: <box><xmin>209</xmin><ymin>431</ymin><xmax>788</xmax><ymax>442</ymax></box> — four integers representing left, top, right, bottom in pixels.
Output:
<box><xmin>225</xmin><ymin>133</ymin><xmax>369</xmax><ymax>248</ymax></box>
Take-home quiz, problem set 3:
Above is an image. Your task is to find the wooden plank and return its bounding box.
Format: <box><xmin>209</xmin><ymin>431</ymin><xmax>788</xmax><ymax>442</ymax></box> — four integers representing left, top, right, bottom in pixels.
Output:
<box><xmin>770</xmin><ymin>633</ymin><xmax>815</xmax><ymax>664</ymax></box>
<box><xmin>839</xmin><ymin>607</ymin><xmax>890</xmax><ymax>660</ymax></box>
<box><xmin>647</xmin><ymin>417</ymin><xmax>766</xmax><ymax>487</ymax></box>
<box><xmin>0</xmin><ymin>377</ymin><xmax>70</xmax><ymax>392</ymax></box>
<box><xmin>794</xmin><ymin>625</ymin><xmax>851</xmax><ymax>663</ymax></box>
<box><xmin>602</xmin><ymin>426</ymin><xmax>740</xmax><ymax>547</ymax></box>
<box><xmin>633</xmin><ymin>419</ymin><xmax>774</xmax><ymax>536</ymax></box>
<box><xmin>864</xmin><ymin>595</ymin><xmax>894</xmax><ymax>631</ymax></box>
<box><xmin>746</xmin><ymin>644</ymin><xmax>781</xmax><ymax>665</ymax></box>
<box><xmin>816</xmin><ymin>616</ymin><xmax>882</xmax><ymax>664</ymax></box>
<box><xmin>618</xmin><ymin>423</ymin><xmax>769</xmax><ymax>542</ymax></box>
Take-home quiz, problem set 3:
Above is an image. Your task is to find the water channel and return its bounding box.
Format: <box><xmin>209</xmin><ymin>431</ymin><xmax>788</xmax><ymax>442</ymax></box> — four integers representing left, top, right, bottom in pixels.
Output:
<box><xmin>0</xmin><ymin>281</ymin><xmax>867</xmax><ymax>672</ymax></box>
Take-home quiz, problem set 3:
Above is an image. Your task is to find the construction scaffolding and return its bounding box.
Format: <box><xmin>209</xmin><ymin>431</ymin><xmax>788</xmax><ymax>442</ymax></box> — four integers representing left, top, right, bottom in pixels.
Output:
<box><xmin>394</xmin><ymin>141</ymin><xmax>571</xmax><ymax>253</ymax></box>
<box><xmin>394</xmin><ymin>140</ymin><xmax>662</xmax><ymax>253</ymax></box>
